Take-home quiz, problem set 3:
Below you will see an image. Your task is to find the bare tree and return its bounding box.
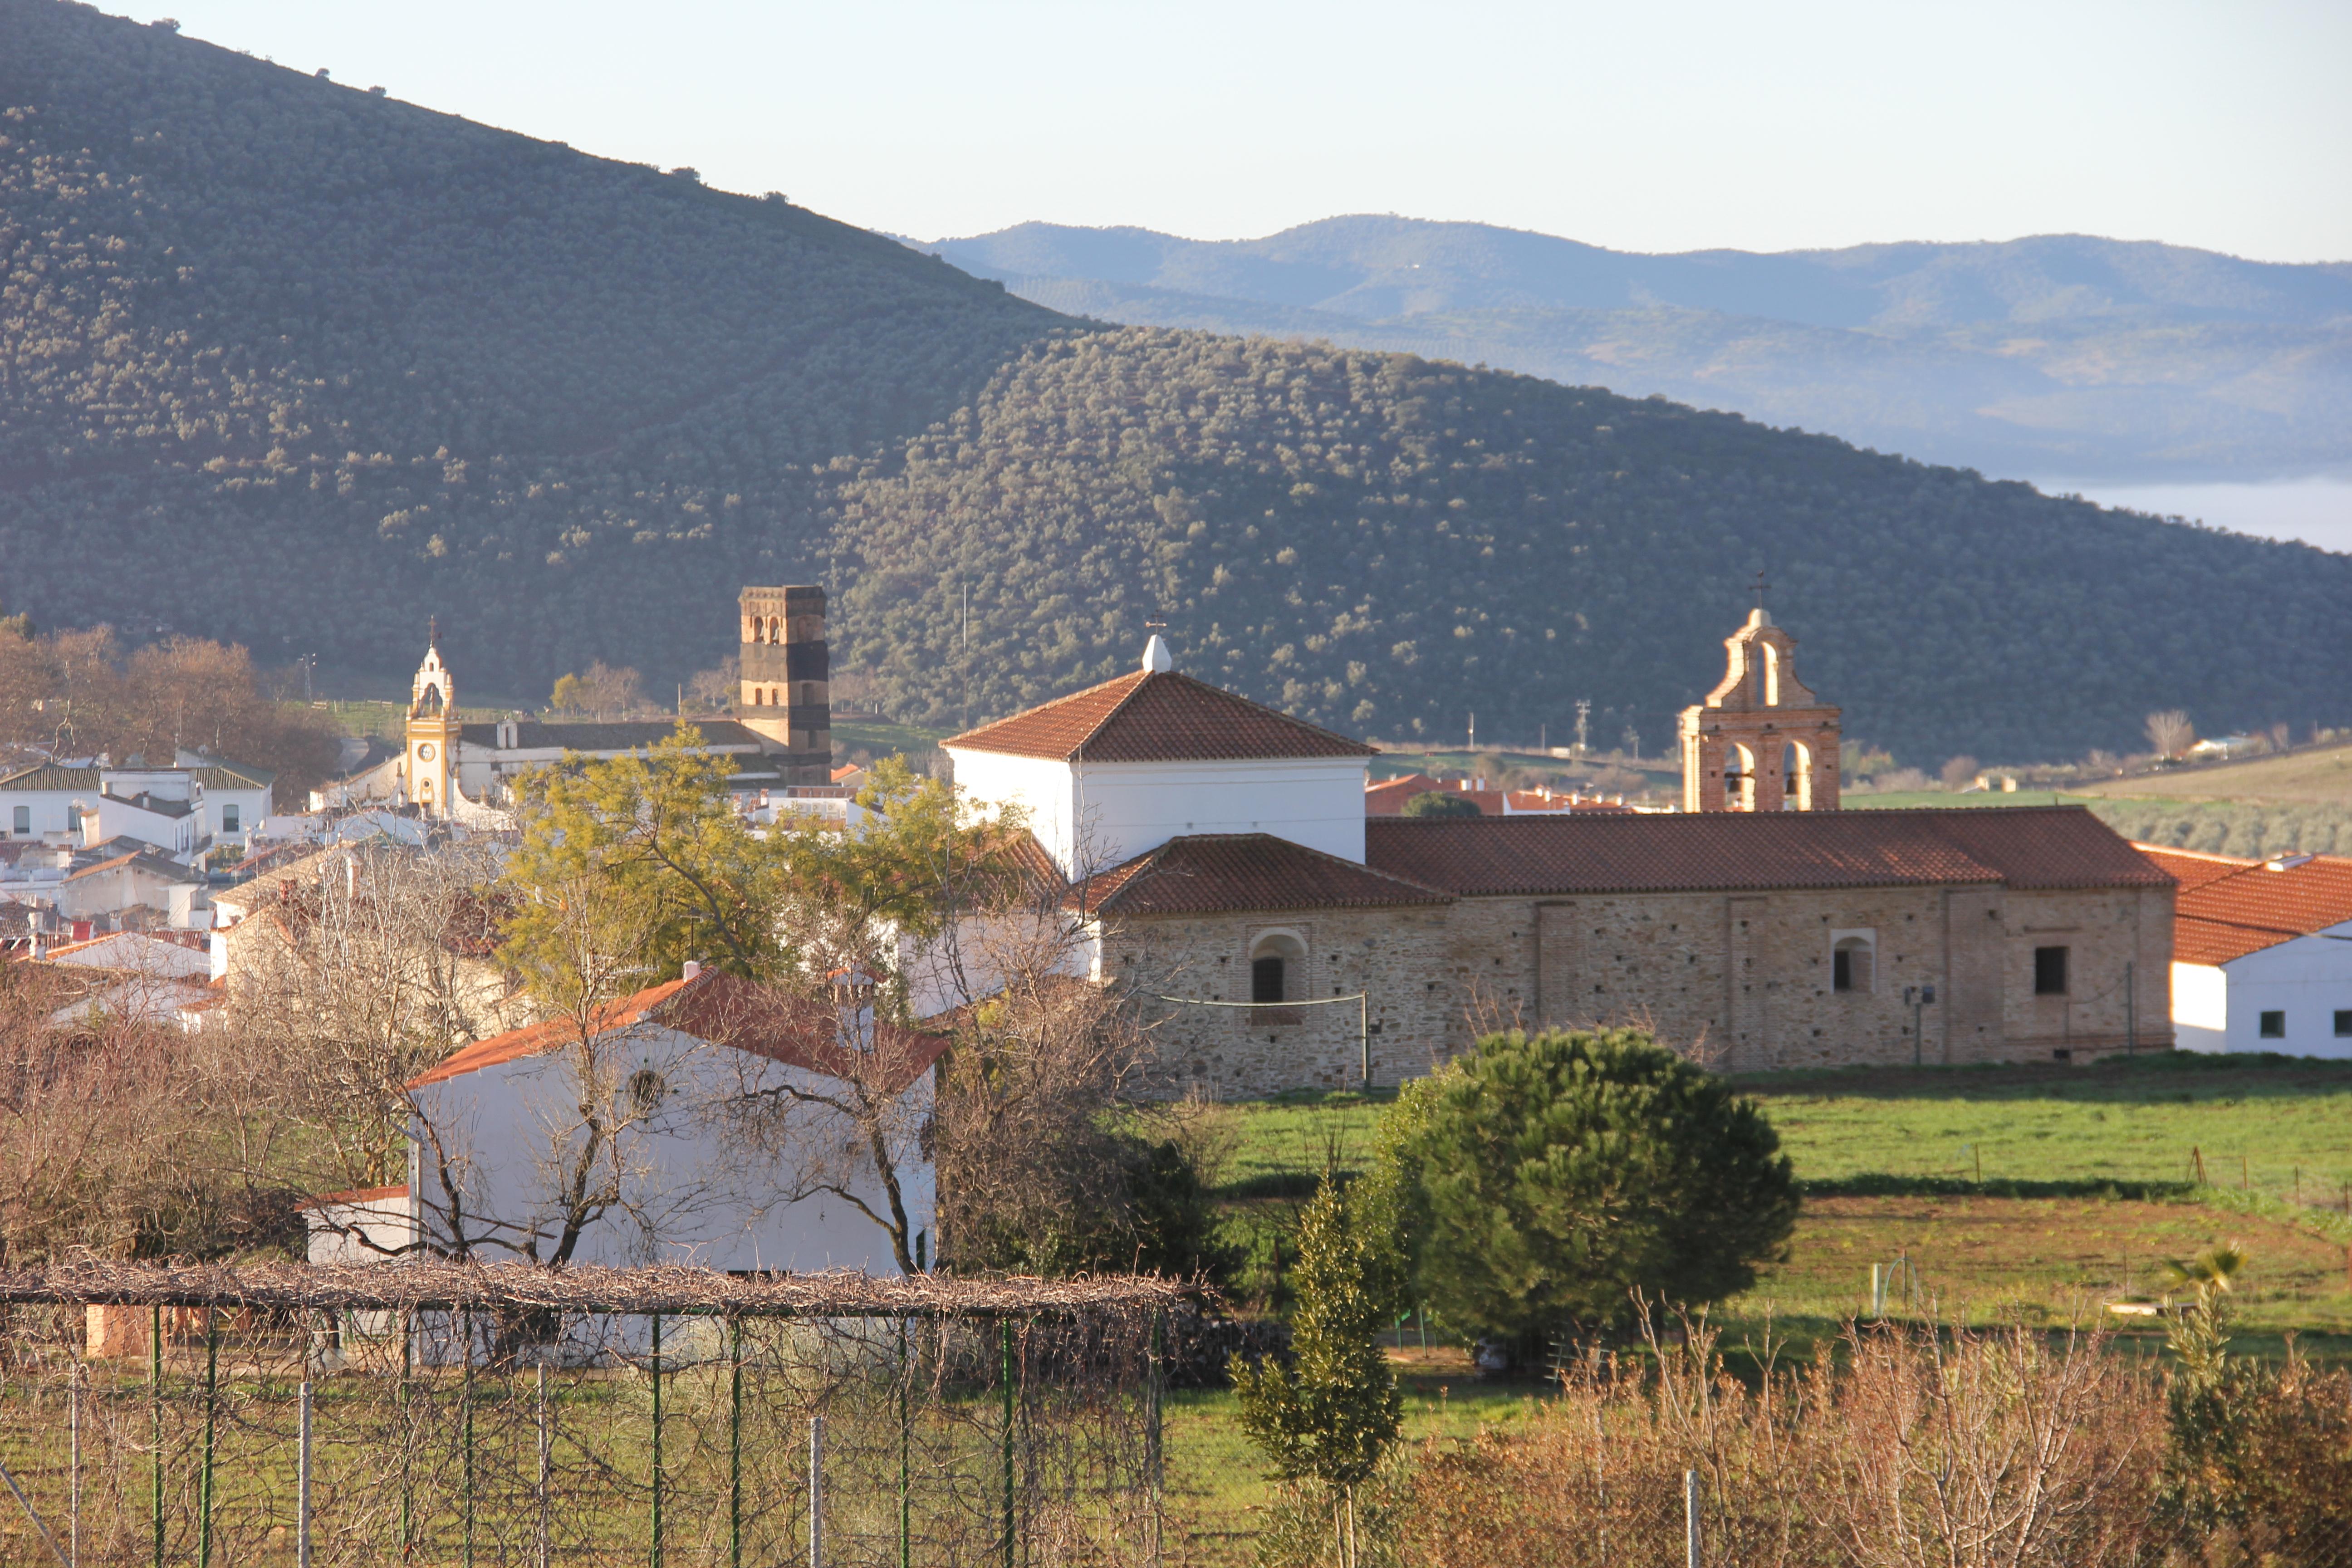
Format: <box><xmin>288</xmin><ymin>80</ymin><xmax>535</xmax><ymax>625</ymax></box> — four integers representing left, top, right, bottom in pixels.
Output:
<box><xmin>2145</xmin><ymin>709</ymin><xmax>2195</xmax><ymax>759</ymax></box>
<box><xmin>1939</xmin><ymin>755</ymin><xmax>1981</xmax><ymax>791</ymax></box>
<box><xmin>687</xmin><ymin>656</ymin><xmax>740</xmax><ymax>714</ymax></box>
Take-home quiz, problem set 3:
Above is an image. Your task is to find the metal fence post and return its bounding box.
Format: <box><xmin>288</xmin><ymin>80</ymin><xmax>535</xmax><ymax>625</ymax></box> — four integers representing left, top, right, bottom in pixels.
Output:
<box><xmin>150</xmin><ymin>1305</ymin><xmax>164</xmax><ymax>1568</ymax></box>
<box><xmin>1147</xmin><ymin>1309</ymin><xmax>1165</xmax><ymax>1568</ymax></box>
<box><xmin>198</xmin><ymin>1311</ymin><xmax>217</xmax><ymax>1568</ymax></box>
<box><xmin>1684</xmin><ymin>1468</ymin><xmax>1700</xmax><ymax>1568</ymax></box>
<box><xmin>461</xmin><ymin>1309</ymin><xmax>475</xmax><ymax>1568</ymax></box>
<box><xmin>69</xmin><ymin>1360</ymin><xmax>81</xmax><ymax>1568</ymax></box>
<box><xmin>897</xmin><ymin>1318</ymin><xmax>910</xmax><ymax>1568</ymax></box>
<box><xmin>808</xmin><ymin>1414</ymin><xmax>824</xmax><ymax>1568</ymax></box>
<box><xmin>397</xmin><ymin>1310</ymin><xmax>412</xmax><ymax>1560</ymax></box>
<box><xmin>297</xmin><ymin>1376</ymin><xmax>313</xmax><ymax>1568</ymax></box>
<box><xmin>1001</xmin><ymin>1319</ymin><xmax>1016</xmax><ymax>1568</ymax></box>
<box><xmin>649</xmin><ymin>1313</ymin><xmax>664</xmax><ymax>1568</ymax></box>
<box><xmin>730</xmin><ymin>1320</ymin><xmax>743</xmax><ymax>1568</ymax></box>
<box><xmin>536</xmin><ymin>1361</ymin><xmax>552</xmax><ymax>1568</ymax></box>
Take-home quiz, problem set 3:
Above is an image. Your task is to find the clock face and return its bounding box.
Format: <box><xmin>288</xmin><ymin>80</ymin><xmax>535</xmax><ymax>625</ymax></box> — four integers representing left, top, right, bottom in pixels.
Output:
<box><xmin>416</xmin><ymin>743</ymin><xmax>436</xmax><ymax>761</ymax></box>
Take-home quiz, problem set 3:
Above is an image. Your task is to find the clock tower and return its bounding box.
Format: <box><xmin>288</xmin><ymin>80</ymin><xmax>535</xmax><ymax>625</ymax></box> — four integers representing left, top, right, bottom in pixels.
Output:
<box><xmin>406</xmin><ymin>623</ymin><xmax>459</xmax><ymax>817</ymax></box>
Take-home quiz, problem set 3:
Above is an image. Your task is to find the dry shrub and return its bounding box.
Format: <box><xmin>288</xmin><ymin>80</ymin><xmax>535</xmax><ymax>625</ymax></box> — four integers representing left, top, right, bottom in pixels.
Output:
<box><xmin>1403</xmin><ymin>1315</ymin><xmax>2169</xmax><ymax>1568</ymax></box>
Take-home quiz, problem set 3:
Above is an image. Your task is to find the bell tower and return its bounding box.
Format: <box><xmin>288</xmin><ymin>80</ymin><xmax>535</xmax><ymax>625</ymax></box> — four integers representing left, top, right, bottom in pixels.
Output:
<box><xmin>1678</xmin><ymin>601</ymin><xmax>1841</xmax><ymax>813</ymax></box>
<box><xmin>738</xmin><ymin>585</ymin><xmax>832</xmax><ymax>786</ymax></box>
<box><xmin>407</xmin><ymin>621</ymin><xmax>459</xmax><ymax>818</ymax></box>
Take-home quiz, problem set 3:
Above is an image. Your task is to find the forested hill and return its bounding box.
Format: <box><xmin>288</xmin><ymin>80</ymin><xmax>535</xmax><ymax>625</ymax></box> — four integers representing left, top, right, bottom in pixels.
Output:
<box><xmin>5</xmin><ymin>3</ymin><xmax>2351</xmax><ymax>764</ymax></box>
<box><xmin>0</xmin><ymin>0</ymin><xmax>1060</xmax><ymax>686</ymax></box>
<box><xmin>831</xmin><ymin>329</ymin><xmax>2351</xmax><ymax>763</ymax></box>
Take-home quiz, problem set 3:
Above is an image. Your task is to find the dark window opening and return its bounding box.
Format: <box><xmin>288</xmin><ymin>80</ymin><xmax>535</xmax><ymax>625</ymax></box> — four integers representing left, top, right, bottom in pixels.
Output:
<box><xmin>2033</xmin><ymin>946</ymin><xmax>2069</xmax><ymax>996</ymax></box>
<box><xmin>221</xmin><ymin>804</ymin><xmax>240</xmax><ymax>833</ymax></box>
<box><xmin>1833</xmin><ymin>949</ymin><xmax>1851</xmax><ymax>991</ymax></box>
<box><xmin>1832</xmin><ymin>938</ymin><xmax>1872</xmax><ymax>993</ymax></box>
<box><xmin>9</xmin><ymin>806</ymin><xmax>25</xmax><ymax>835</ymax></box>
<box><xmin>1251</xmin><ymin>956</ymin><xmax>1285</xmax><ymax>1005</ymax></box>
<box><xmin>2259</xmin><ymin>1010</ymin><xmax>2286</xmax><ymax>1039</ymax></box>
<box><xmin>2335</xmin><ymin>1009</ymin><xmax>2352</xmax><ymax>1038</ymax></box>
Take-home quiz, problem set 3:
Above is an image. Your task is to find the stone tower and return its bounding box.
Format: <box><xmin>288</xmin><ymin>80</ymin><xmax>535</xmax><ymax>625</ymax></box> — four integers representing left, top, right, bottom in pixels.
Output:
<box><xmin>738</xmin><ymin>585</ymin><xmax>832</xmax><ymax>786</ymax></box>
<box><xmin>406</xmin><ymin>624</ymin><xmax>459</xmax><ymax>818</ymax></box>
<box><xmin>1678</xmin><ymin>608</ymin><xmax>1841</xmax><ymax>812</ymax></box>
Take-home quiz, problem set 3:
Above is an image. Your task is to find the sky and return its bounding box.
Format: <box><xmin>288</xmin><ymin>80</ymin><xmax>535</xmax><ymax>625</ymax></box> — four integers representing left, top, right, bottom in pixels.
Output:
<box><xmin>118</xmin><ymin>0</ymin><xmax>2352</xmax><ymax>262</ymax></box>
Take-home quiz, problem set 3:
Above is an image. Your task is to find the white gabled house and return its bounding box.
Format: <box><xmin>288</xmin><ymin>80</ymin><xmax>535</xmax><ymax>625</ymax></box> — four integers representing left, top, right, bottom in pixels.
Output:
<box><xmin>2139</xmin><ymin>844</ymin><xmax>2352</xmax><ymax>1058</ymax></box>
<box><xmin>307</xmin><ymin>967</ymin><xmax>944</xmax><ymax>1275</ymax></box>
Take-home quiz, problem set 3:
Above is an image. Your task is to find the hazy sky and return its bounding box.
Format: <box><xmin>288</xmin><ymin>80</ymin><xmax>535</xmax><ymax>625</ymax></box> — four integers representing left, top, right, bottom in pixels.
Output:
<box><xmin>120</xmin><ymin>0</ymin><xmax>2350</xmax><ymax>262</ymax></box>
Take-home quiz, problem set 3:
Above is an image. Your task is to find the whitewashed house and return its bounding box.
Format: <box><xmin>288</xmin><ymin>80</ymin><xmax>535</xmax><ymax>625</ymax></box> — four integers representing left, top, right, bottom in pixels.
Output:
<box><xmin>308</xmin><ymin>968</ymin><xmax>943</xmax><ymax>1275</ymax></box>
<box><xmin>2139</xmin><ymin>844</ymin><xmax>2352</xmax><ymax>1058</ymax></box>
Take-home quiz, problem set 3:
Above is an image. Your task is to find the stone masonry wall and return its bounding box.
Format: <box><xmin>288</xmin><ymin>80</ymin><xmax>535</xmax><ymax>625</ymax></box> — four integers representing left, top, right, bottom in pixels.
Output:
<box><xmin>1106</xmin><ymin>880</ymin><xmax>2174</xmax><ymax>1095</ymax></box>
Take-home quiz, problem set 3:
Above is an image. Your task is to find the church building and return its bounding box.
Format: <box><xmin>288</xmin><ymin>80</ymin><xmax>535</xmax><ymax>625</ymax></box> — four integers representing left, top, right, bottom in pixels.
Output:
<box><xmin>343</xmin><ymin>588</ymin><xmax>838</xmax><ymax>817</ymax></box>
<box><xmin>946</xmin><ymin>613</ymin><xmax>2175</xmax><ymax>1091</ymax></box>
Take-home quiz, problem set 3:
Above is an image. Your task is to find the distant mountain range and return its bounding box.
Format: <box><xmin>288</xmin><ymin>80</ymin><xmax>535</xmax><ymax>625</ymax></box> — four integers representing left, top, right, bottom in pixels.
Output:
<box><xmin>922</xmin><ymin>219</ymin><xmax>2352</xmax><ymax>483</ymax></box>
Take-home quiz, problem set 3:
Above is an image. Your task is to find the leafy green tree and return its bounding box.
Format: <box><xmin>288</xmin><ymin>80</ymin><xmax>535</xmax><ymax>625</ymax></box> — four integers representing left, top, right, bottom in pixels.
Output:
<box><xmin>1398</xmin><ymin>790</ymin><xmax>1481</xmax><ymax>818</ymax></box>
<box><xmin>1234</xmin><ymin>1174</ymin><xmax>1403</xmax><ymax>1568</ymax></box>
<box><xmin>1394</xmin><ymin>1028</ymin><xmax>1798</xmax><ymax>1340</ymax></box>
<box><xmin>499</xmin><ymin>726</ymin><xmax>782</xmax><ymax>988</ymax></box>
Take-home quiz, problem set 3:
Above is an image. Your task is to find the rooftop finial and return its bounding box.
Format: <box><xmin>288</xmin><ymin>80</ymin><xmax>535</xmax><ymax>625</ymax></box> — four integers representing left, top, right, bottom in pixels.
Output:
<box><xmin>1141</xmin><ymin>634</ymin><xmax>1174</xmax><ymax>674</ymax></box>
<box><xmin>427</xmin><ymin>614</ymin><xmax>439</xmax><ymax>650</ymax></box>
<box><xmin>1749</xmin><ymin>568</ymin><xmax>1771</xmax><ymax>627</ymax></box>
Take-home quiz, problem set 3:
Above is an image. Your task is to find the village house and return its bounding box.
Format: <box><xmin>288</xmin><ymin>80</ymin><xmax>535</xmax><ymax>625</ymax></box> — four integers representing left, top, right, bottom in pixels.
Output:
<box><xmin>306</xmin><ymin>968</ymin><xmax>941</xmax><ymax>1275</ymax></box>
<box><xmin>944</xmin><ymin>615</ymin><xmax>2174</xmax><ymax>1092</ymax></box>
<box><xmin>2137</xmin><ymin>843</ymin><xmax>2352</xmax><ymax>1058</ymax></box>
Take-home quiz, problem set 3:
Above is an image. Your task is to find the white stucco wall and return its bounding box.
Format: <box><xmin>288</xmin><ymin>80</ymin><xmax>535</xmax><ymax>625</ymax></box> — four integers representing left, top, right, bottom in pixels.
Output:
<box><xmin>2176</xmin><ymin>924</ymin><xmax>2352</xmax><ymax>1058</ymax></box>
<box><xmin>948</xmin><ymin>748</ymin><xmax>1369</xmax><ymax>876</ymax></box>
<box><xmin>408</xmin><ymin>1022</ymin><xmax>935</xmax><ymax>1274</ymax></box>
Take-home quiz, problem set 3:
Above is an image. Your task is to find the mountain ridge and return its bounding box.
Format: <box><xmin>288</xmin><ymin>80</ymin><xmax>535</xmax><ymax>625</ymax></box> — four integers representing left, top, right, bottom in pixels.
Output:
<box><xmin>925</xmin><ymin>218</ymin><xmax>2352</xmax><ymax>480</ymax></box>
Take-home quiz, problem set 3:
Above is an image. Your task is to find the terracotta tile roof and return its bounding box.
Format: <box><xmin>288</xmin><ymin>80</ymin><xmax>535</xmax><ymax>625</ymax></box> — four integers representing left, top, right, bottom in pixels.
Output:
<box><xmin>2132</xmin><ymin>843</ymin><xmax>2260</xmax><ymax>894</ymax></box>
<box><xmin>946</xmin><ymin>671</ymin><xmax>1375</xmax><ymax>764</ymax></box>
<box><xmin>1070</xmin><ymin>833</ymin><xmax>1450</xmax><ymax>917</ymax></box>
<box><xmin>2138</xmin><ymin>845</ymin><xmax>2352</xmax><ymax>965</ymax></box>
<box><xmin>1365</xmin><ymin>806</ymin><xmax>2168</xmax><ymax>897</ymax></box>
<box><xmin>407</xmin><ymin>972</ymin><xmax>948</xmax><ymax>1095</ymax></box>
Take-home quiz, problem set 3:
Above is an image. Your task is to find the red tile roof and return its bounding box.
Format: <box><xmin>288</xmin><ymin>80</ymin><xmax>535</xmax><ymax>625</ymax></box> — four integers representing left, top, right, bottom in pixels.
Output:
<box><xmin>2135</xmin><ymin>844</ymin><xmax>2352</xmax><ymax>965</ymax></box>
<box><xmin>1071</xmin><ymin>833</ymin><xmax>1450</xmax><ymax>917</ymax></box>
<box><xmin>295</xmin><ymin>1184</ymin><xmax>411</xmax><ymax>1212</ymax></box>
<box><xmin>1365</xmin><ymin>807</ymin><xmax>2169</xmax><ymax>897</ymax></box>
<box><xmin>407</xmin><ymin>972</ymin><xmax>947</xmax><ymax>1094</ymax></box>
<box><xmin>946</xmin><ymin>670</ymin><xmax>1375</xmax><ymax>764</ymax></box>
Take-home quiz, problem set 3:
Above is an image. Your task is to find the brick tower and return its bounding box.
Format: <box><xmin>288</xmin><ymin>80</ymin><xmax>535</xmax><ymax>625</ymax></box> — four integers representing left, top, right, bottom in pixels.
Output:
<box><xmin>738</xmin><ymin>585</ymin><xmax>832</xmax><ymax>786</ymax></box>
<box><xmin>1678</xmin><ymin>608</ymin><xmax>1841</xmax><ymax>812</ymax></box>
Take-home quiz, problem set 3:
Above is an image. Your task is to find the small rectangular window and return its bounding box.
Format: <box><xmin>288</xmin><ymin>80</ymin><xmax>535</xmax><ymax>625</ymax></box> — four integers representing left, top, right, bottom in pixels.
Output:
<box><xmin>221</xmin><ymin>804</ymin><xmax>240</xmax><ymax>833</ymax></box>
<box><xmin>2335</xmin><ymin>1010</ymin><xmax>2352</xmax><ymax>1038</ymax></box>
<box><xmin>2259</xmin><ymin>1010</ymin><xmax>2286</xmax><ymax>1039</ymax></box>
<box><xmin>1832</xmin><ymin>948</ymin><xmax>1852</xmax><ymax>992</ymax></box>
<box><xmin>64</xmin><ymin>805</ymin><xmax>80</xmax><ymax>832</ymax></box>
<box><xmin>2033</xmin><ymin>946</ymin><xmax>2068</xmax><ymax>995</ymax></box>
<box><xmin>9</xmin><ymin>806</ymin><xmax>25</xmax><ymax>835</ymax></box>
<box><xmin>1251</xmin><ymin>956</ymin><xmax>1285</xmax><ymax>1005</ymax></box>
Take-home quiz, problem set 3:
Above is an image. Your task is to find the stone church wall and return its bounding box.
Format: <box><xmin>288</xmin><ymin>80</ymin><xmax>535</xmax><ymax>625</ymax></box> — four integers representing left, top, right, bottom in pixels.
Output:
<box><xmin>1106</xmin><ymin>882</ymin><xmax>2173</xmax><ymax>1095</ymax></box>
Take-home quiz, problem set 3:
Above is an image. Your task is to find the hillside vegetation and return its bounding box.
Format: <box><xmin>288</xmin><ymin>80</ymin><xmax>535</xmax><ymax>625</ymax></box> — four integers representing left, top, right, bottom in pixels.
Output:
<box><xmin>930</xmin><ymin>217</ymin><xmax>2352</xmax><ymax>481</ymax></box>
<box><xmin>0</xmin><ymin>0</ymin><xmax>1058</xmax><ymax>684</ymax></box>
<box><xmin>835</xmin><ymin>328</ymin><xmax>2352</xmax><ymax>760</ymax></box>
<box><xmin>5</xmin><ymin>3</ymin><xmax>2352</xmax><ymax>761</ymax></box>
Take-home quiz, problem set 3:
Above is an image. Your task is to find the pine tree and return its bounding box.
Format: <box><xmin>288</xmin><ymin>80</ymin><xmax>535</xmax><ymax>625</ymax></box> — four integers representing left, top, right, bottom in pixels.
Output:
<box><xmin>1233</xmin><ymin>1176</ymin><xmax>1402</xmax><ymax>1568</ymax></box>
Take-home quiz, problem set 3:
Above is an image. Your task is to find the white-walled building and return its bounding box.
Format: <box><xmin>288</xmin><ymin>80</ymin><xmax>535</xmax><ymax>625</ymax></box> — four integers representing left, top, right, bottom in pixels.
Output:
<box><xmin>310</xmin><ymin>970</ymin><xmax>943</xmax><ymax>1274</ymax></box>
<box><xmin>2139</xmin><ymin>844</ymin><xmax>2352</xmax><ymax>1058</ymax></box>
<box><xmin>944</xmin><ymin>636</ymin><xmax>1375</xmax><ymax>879</ymax></box>
<box><xmin>0</xmin><ymin>754</ymin><xmax>274</xmax><ymax>853</ymax></box>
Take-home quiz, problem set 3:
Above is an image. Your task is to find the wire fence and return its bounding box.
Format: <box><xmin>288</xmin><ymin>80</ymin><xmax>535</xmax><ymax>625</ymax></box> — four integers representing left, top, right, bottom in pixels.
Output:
<box><xmin>0</xmin><ymin>1263</ymin><xmax>1183</xmax><ymax>1568</ymax></box>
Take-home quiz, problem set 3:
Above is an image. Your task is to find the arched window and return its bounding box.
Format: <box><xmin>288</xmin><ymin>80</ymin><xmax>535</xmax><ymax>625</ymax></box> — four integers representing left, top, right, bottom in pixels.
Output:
<box><xmin>1249</xmin><ymin>931</ymin><xmax>1307</xmax><ymax>1015</ymax></box>
<box><xmin>1833</xmin><ymin>934</ymin><xmax>1874</xmax><ymax>993</ymax></box>
<box><xmin>767</xmin><ymin>616</ymin><xmax>781</xmax><ymax>643</ymax></box>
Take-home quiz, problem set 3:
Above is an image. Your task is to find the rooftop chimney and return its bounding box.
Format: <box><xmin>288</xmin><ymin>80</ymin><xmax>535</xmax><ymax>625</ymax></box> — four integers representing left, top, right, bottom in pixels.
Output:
<box><xmin>681</xmin><ymin>960</ymin><xmax>702</xmax><ymax>981</ymax></box>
